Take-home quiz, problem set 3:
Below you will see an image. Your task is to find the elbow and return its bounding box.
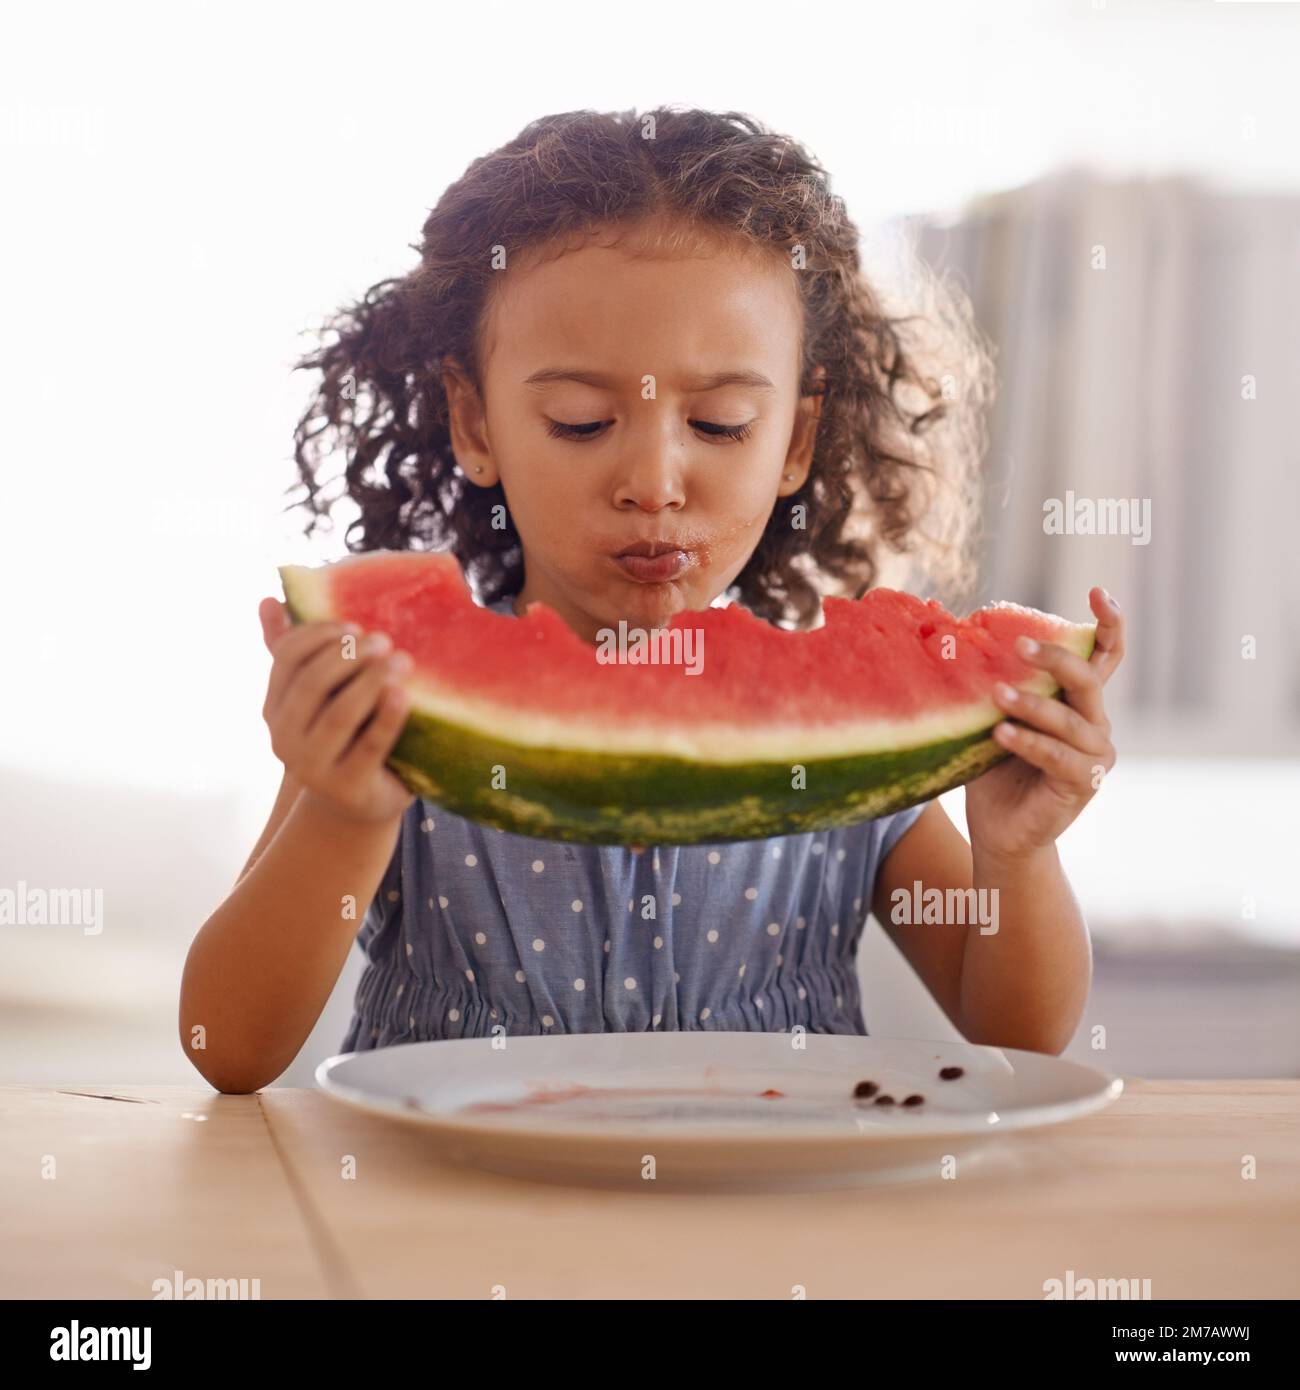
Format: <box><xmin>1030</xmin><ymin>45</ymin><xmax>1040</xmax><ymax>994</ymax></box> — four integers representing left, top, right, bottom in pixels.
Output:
<box><xmin>181</xmin><ymin>1045</ymin><xmax>270</xmax><ymax>1095</ymax></box>
<box><xmin>177</xmin><ymin>1011</ymin><xmax>272</xmax><ymax>1095</ymax></box>
<box><xmin>957</xmin><ymin>1011</ymin><xmax>1076</xmax><ymax>1057</ymax></box>
<box><xmin>210</xmin><ymin>1074</ymin><xmax>267</xmax><ymax>1096</ymax></box>
<box><xmin>178</xmin><ymin>967</ymin><xmax>271</xmax><ymax>1094</ymax></box>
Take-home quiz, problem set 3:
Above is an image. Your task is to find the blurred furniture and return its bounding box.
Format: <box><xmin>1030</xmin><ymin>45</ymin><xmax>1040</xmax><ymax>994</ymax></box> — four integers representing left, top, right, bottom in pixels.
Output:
<box><xmin>906</xmin><ymin>167</ymin><xmax>1300</xmax><ymax>756</ymax></box>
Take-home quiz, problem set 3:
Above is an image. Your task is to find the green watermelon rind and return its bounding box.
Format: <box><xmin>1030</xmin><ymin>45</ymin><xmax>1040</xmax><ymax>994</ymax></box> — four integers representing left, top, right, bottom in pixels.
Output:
<box><xmin>279</xmin><ymin>562</ymin><xmax>1096</xmax><ymax>846</ymax></box>
<box><xmin>385</xmin><ymin>717</ymin><xmax>1014</xmax><ymax>845</ymax></box>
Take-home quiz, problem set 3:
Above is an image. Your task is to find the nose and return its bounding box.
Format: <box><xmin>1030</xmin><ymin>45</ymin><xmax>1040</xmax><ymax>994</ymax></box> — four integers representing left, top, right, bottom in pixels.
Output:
<box><xmin>611</xmin><ymin>417</ymin><xmax>687</xmax><ymax>513</ymax></box>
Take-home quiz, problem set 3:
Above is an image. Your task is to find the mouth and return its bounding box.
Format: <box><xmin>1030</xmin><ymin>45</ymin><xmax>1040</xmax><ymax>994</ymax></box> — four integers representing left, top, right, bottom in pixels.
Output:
<box><xmin>610</xmin><ymin>539</ymin><xmax>695</xmax><ymax>584</ymax></box>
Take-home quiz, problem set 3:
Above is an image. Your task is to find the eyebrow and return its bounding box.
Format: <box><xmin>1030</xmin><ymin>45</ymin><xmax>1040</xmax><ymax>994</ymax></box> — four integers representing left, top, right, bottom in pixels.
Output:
<box><xmin>523</xmin><ymin>367</ymin><xmax>777</xmax><ymax>393</ymax></box>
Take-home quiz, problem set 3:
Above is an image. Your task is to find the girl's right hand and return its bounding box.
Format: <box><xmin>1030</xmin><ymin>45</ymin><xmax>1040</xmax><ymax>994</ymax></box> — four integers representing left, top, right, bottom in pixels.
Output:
<box><xmin>258</xmin><ymin>598</ymin><xmax>418</xmax><ymax>826</ymax></box>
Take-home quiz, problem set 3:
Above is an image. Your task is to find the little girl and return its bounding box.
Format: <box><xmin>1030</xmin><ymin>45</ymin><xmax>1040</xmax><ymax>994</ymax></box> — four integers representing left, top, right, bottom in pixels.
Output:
<box><xmin>179</xmin><ymin>108</ymin><xmax>1125</xmax><ymax>1093</ymax></box>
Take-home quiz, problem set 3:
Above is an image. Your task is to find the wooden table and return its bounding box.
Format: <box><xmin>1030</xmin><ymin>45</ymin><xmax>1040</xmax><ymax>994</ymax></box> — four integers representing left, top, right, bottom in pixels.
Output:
<box><xmin>2</xmin><ymin>1081</ymin><xmax>1296</xmax><ymax>1299</ymax></box>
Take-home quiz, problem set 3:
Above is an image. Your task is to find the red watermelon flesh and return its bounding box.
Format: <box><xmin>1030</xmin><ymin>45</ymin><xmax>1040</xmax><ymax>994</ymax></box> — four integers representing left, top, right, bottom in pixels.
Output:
<box><xmin>278</xmin><ymin>549</ymin><xmax>1096</xmax><ymax>843</ymax></box>
<box><xmin>282</xmin><ymin>549</ymin><xmax>1093</xmax><ymax>760</ymax></box>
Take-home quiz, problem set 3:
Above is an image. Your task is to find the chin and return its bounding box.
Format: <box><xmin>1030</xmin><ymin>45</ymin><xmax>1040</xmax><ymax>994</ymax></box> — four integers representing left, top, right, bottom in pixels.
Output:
<box><xmin>615</xmin><ymin>579</ymin><xmax>702</xmax><ymax>624</ymax></box>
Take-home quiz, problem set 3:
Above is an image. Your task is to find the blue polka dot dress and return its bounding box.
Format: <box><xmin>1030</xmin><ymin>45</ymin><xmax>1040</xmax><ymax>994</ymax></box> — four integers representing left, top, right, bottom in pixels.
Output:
<box><xmin>340</xmin><ymin>593</ymin><xmax>929</xmax><ymax>1051</ymax></box>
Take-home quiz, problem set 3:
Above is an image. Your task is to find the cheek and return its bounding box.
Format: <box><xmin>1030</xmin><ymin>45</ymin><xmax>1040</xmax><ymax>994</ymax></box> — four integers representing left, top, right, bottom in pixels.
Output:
<box><xmin>695</xmin><ymin>467</ymin><xmax>782</xmax><ymax>544</ymax></box>
<box><xmin>498</xmin><ymin>452</ymin><xmax>596</xmax><ymax>572</ymax></box>
<box><xmin>498</xmin><ymin>438</ymin><xmax>583</xmax><ymax>512</ymax></box>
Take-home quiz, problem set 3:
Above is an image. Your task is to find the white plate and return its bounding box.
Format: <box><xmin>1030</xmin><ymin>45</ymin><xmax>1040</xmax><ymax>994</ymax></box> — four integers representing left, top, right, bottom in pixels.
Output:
<box><xmin>316</xmin><ymin>1033</ymin><xmax>1123</xmax><ymax>1191</ymax></box>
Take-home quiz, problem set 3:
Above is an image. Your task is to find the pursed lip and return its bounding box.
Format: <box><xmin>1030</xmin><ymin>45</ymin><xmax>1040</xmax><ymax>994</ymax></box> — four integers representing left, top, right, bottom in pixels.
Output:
<box><xmin>613</xmin><ymin>539</ymin><xmax>691</xmax><ymax>558</ymax></box>
<box><xmin>610</xmin><ymin>547</ymin><xmax>695</xmax><ymax>584</ymax></box>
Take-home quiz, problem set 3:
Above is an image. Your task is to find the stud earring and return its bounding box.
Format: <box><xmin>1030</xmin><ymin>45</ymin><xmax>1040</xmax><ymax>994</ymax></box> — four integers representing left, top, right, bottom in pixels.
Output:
<box><xmin>783</xmin><ymin>472</ymin><xmax>794</xmax><ymax>480</ymax></box>
<box><xmin>475</xmin><ymin>466</ymin><xmax>484</xmax><ymax>474</ymax></box>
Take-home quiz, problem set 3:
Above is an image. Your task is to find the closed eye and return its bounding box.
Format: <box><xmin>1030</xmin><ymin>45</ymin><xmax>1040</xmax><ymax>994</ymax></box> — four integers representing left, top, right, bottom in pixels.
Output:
<box><xmin>544</xmin><ymin>419</ymin><xmax>755</xmax><ymax>443</ymax></box>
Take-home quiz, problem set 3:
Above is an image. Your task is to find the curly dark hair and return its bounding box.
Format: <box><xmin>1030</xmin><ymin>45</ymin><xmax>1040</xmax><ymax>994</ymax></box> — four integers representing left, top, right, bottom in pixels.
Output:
<box><xmin>285</xmin><ymin>106</ymin><xmax>995</xmax><ymax>629</ymax></box>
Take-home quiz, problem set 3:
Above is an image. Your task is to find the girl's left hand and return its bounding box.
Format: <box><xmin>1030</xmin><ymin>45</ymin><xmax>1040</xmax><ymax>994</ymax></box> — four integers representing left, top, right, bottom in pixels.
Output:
<box><xmin>965</xmin><ymin>586</ymin><xmax>1125</xmax><ymax>864</ymax></box>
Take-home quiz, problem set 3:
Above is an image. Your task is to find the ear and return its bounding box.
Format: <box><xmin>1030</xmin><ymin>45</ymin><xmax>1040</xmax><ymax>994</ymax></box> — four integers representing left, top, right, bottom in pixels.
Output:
<box><xmin>441</xmin><ymin>356</ymin><xmax>500</xmax><ymax>487</ymax></box>
<box><xmin>778</xmin><ymin>364</ymin><xmax>826</xmax><ymax>496</ymax></box>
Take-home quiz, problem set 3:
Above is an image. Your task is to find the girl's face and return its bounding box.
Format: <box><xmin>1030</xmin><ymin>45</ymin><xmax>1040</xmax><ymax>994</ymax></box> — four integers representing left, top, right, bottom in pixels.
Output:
<box><xmin>442</xmin><ymin>227</ymin><xmax>822</xmax><ymax>645</ymax></box>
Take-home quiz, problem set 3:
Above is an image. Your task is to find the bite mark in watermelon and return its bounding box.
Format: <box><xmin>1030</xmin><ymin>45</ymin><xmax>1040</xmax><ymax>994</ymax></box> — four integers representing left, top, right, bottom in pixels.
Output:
<box><xmin>278</xmin><ymin>550</ymin><xmax>1096</xmax><ymax>845</ymax></box>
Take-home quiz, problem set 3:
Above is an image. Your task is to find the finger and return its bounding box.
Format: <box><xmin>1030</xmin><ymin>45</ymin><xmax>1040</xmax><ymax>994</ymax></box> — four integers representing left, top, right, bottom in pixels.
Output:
<box><xmin>308</xmin><ymin>652</ymin><xmax>409</xmax><ymax>764</ymax></box>
<box><xmin>628</xmin><ymin>844</ymin><xmax>646</xmax><ymax>855</ymax></box>
<box><xmin>259</xmin><ymin>598</ymin><xmax>301</xmax><ymax>657</ymax></box>
<box><xmin>278</xmin><ymin>632</ymin><xmax>390</xmax><ymax>735</ymax></box>
<box><xmin>1017</xmin><ymin>634</ymin><xmax>1106</xmax><ymax>726</ymax></box>
<box><xmin>336</xmin><ymin>681</ymin><xmax>411</xmax><ymax>776</ymax></box>
<box><xmin>992</xmin><ymin>681</ymin><xmax>1110</xmax><ymax>755</ymax></box>
<box><xmin>265</xmin><ymin>622</ymin><xmax>368</xmax><ymax>718</ymax></box>
<box><xmin>1086</xmin><ymin>587</ymin><xmax>1126</xmax><ymax>681</ymax></box>
<box><xmin>992</xmin><ymin>720</ymin><xmax>1107</xmax><ymax>796</ymax></box>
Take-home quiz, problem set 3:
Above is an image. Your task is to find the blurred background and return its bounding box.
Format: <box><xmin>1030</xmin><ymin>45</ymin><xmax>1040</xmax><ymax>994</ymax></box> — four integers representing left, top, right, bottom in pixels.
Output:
<box><xmin>2</xmin><ymin>0</ymin><xmax>1296</xmax><ymax>1086</ymax></box>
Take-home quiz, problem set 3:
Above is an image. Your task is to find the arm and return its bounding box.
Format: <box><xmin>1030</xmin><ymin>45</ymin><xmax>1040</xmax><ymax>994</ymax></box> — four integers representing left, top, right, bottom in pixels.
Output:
<box><xmin>183</xmin><ymin>599</ymin><xmax>417</xmax><ymax>1092</ymax></box>
<box><xmin>963</xmin><ymin>837</ymin><xmax>1091</xmax><ymax>1055</ymax></box>
<box><xmin>179</xmin><ymin>793</ymin><xmax>404</xmax><ymax>1094</ymax></box>
<box><xmin>871</xmin><ymin>586</ymin><xmax>1125</xmax><ymax>1055</ymax></box>
<box><xmin>870</xmin><ymin>799</ymin><xmax>1091</xmax><ymax>1054</ymax></box>
<box><xmin>236</xmin><ymin>766</ymin><xmax>304</xmax><ymax>886</ymax></box>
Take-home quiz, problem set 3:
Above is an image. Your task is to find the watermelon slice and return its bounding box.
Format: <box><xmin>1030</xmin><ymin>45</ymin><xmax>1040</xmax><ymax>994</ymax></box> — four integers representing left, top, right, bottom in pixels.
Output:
<box><xmin>278</xmin><ymin>550</ymin><xmax>1096</xmax><ymax>845</ymax></box>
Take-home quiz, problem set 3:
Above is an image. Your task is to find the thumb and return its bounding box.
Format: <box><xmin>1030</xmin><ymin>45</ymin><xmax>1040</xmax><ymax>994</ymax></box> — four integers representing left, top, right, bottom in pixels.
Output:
<box><xmin>259</xmin><ymin>597</ymin><xmax>289</xmax><ymax>653</ymax></box>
